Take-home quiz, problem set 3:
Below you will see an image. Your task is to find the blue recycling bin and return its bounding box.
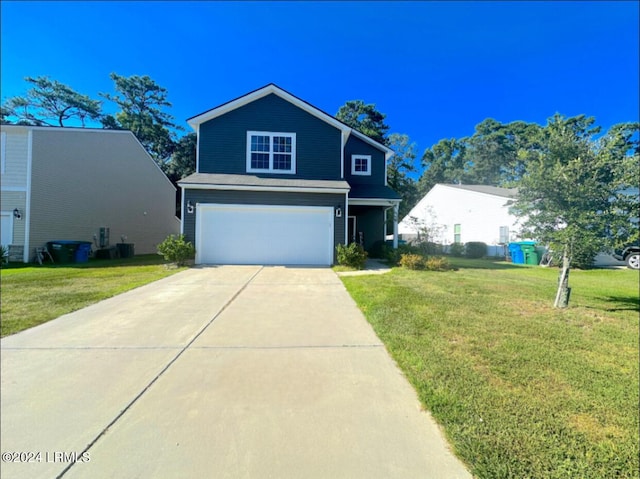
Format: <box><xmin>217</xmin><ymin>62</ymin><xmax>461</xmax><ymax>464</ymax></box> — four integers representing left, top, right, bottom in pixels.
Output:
<box><xmin>508</xmin><ymin>243</ymin><xmax>525</xmax><ymax>264</ymax></box>
<box><xmin>74</xmin><ymin>242</ymin><xmax>92</xmax><ymax>263</ymax></box>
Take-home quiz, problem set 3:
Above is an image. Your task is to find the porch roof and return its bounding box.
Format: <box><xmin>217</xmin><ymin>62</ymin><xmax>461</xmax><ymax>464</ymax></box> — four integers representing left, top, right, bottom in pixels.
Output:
<box><xmin>348</xmin><ymin>184</ymin><xmax>402</xmax><ymax>201</ymax></box>
<box><xmin>178</xmin><ymin>173</ymin><xmax>350</xmax><ymax>193</ymax></box>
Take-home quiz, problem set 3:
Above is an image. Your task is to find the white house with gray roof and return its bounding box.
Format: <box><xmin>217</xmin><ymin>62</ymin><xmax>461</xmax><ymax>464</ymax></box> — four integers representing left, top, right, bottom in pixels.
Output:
<box><xmin>398</xmin><ymin>184</ymin><xmax>522</xmax><ymax>253</ymax></box>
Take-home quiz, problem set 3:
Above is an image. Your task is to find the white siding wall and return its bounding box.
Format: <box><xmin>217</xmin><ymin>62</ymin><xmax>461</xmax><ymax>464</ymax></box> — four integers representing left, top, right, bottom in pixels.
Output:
<box><xmin>399</xmin><ymin>185</ymin><xmax>522</xmax><ymax>245</ymax></box>
<box><xmin>0</xmin><ymin>127</ymin><xmax>30</xmax><ymax>250</ymax></box>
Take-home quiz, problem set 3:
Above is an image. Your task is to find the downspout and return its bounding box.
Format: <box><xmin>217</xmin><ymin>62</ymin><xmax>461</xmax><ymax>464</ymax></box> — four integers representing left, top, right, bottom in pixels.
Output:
<box><xmin>344</xmin><ymin>191</ymin><xmax>349</xmax><ymax>245</ymax></box>
<box><xmin>384</xmin><ymin>203</ymin><xmax>400</xmax><ymax>249</ymax></box>
<box><xmin>180</xmin><ymin>187</ymin><xmax>185</xmax><ymax>235</ymax></box>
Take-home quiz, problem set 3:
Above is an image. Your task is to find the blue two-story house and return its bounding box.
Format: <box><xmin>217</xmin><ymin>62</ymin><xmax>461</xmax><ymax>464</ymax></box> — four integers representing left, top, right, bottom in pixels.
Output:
<box><xmin>178</xmin><ymin>84</ymin><xmax>400</xmax><ymax>265</ymax></box>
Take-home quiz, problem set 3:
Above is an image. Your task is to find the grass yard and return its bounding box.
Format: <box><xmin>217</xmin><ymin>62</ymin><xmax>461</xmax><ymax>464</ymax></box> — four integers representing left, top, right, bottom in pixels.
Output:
<box><xmin>1</xmin><ymin>255</ymin><xmax>185</xmax><ymax>337</ymax></box>
<box><xmin>341</xmin><ymin>259</ymin><xmax>639</xmax><ymax>479</ymax></box>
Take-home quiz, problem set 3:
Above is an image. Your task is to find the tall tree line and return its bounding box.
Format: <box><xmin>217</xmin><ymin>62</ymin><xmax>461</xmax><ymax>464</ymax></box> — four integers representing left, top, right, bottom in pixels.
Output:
<box><xmin>1</xmin><ymin>75</ymin><xmax>194</xmax><ymax>182</ymax></box>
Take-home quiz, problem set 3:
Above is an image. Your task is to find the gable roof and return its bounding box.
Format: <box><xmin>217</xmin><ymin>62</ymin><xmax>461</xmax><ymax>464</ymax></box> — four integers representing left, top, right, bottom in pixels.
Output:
<box><xmin>187</xmin><ymin>83</ymin><xmax>394</xmax><ymax>158</ymax></box>
<box><xmin>440</xmin><ymin>184</ymin><xmax>518</xmax><ymax>199</ymax></box>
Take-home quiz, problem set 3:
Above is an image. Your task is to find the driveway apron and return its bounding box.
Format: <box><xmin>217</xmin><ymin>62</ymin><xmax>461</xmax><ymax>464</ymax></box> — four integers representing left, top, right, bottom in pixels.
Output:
<box><xmin>1</xmin><ymin>266</ymin><xmax>471</xmax><ymax>479</ymax></box>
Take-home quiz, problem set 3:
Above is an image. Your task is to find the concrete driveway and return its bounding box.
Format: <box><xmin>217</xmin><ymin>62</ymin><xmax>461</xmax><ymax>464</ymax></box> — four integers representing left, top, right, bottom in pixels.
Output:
<box><xmin>1</xmin><ymin>266</ymin><xmax>471</xmax><ymax>479</ymax></box>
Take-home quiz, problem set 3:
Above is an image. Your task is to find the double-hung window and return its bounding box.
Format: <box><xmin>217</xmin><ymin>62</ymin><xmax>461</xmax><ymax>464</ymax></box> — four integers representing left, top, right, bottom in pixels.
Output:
<box><xmin>247</xmin><ymin>131</ymin><xmax>296</xmax><ymax>174</ymax></box>
<box><xmin>351</xmin><ymin>154</ymin><xmax>371</xmax><ymax>175</ymax></box>
<box><xmin>454</xmin><ymin>224</ymin><xmax>462</xmax><ymax>244</ymax></box>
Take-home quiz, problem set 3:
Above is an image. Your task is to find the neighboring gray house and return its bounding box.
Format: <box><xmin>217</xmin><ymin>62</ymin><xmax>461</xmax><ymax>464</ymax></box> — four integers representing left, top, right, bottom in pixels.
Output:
<box><xmin>179</xmin><ymin>84</ymin><xmax>401</xmax><ymax>265</ymax></box>
<box><xmin>0</xmin><ymin>125</ymin><xmax>179</xmax><ymax>262</ymax></box>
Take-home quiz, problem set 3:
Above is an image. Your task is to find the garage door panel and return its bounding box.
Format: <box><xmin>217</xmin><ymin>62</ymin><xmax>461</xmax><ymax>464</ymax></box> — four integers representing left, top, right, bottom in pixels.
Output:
<box><xmin>196</xmin><ymin>204</ymin><xmax>333</xmax><ymax>265</ymax></box>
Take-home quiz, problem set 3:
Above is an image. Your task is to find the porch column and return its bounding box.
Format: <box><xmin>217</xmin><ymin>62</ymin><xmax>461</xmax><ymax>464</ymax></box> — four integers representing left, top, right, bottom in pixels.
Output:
<box><xmin>393</xmin><ymin>203</ymin><xmax>399</xmax><ymax>249</ymax></box>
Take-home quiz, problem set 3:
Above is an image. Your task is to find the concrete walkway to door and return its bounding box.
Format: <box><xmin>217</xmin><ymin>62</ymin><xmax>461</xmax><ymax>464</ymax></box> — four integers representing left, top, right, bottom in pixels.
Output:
<box><xmin>1</xmin><ymin>266</ymin><xmax>471</xmax><ymax>479</ymax></box>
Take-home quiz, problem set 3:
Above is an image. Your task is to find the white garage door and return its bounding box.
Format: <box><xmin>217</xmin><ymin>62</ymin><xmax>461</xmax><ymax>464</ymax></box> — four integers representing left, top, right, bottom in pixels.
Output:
<box><xmin>196</xmin><ymin>204</ymin><xmax>334</xmax><ymax>265</ymax></box>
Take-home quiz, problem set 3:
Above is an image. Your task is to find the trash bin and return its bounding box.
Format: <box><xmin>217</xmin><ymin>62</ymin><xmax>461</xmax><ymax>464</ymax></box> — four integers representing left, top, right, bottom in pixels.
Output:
<box><xmin>508</xmin><ymin>243</ymin><xmax>525</xmax><ymax>264</ymax></box>
<box><xmin>520</xmin><ymin>243</ymin><xmax>539</xmax><ymax>265</ymax></box>
<box><xmin>47</xmin><ymin>241</ymin><xmax>78</xmax><ymax>264</ymax></box>
<box><xmin>74</xmin><ymin>242</ymin><xmax>92</xmax><ymax>263</ymax></box>
<box><xmin>47</xmin><ymin>241</ymin><xmax>92</xmax><ymax>264</ymax></box>
<box><xmin>116</xmin><ymin>243</ymin><xmax>135</xmax><ymax>258</ymax></box>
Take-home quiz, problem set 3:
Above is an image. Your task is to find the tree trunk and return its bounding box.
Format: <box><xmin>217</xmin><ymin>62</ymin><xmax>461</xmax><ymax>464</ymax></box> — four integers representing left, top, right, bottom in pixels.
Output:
<box><xmin>554</xmin><ymin>249</ymin><xmax>571</xmax><ymax>308</ymax></box>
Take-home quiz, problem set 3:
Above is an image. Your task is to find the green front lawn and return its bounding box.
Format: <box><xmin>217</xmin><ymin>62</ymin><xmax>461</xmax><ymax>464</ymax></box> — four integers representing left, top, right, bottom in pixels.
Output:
<box><xmin>1</xmin><ymin>255</ymin><xmax>185</xmax><ymax>337</ymax></box>
<box><xmin>341</xmin><ymin>259</ymin><xmax>639</xmax><ymax>479</ymax></box>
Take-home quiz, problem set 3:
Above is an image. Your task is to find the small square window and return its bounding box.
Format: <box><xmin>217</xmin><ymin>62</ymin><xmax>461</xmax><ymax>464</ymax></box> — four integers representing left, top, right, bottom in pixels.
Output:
<box><xmin>351</xmin><ymin>155</ymin><xmax>371</xmax><ymax>176</ymax></box>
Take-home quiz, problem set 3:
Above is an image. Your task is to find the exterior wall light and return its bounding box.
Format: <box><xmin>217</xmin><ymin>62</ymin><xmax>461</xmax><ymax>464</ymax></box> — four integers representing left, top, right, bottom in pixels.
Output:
<box><xmin>187</xmin><ymin>201</ymin><xmax>195</xmax><ymax>214</ymax></box>
<box><xmin>13</xmin><ymin>208</ymin><xmax>21</xmax><ymax>219</ymax></box>
<box><xmin>335</xmin><ymin>206</ymin><xmax>342</xmax><ymax>218</ymax></box>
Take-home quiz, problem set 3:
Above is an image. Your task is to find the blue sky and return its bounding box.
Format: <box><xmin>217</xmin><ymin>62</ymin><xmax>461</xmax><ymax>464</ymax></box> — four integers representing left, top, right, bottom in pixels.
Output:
<box><xmin>1</xmin><ymin>1</ymin><xmax>638</xmax><ymax>164</ymax></box>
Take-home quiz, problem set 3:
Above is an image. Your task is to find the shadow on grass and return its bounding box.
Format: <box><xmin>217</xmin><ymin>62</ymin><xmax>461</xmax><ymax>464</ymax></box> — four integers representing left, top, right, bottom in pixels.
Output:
<box><xmin>3</xmin><ymin>255</ymin><xmax>170</xmax><ymax>270</ymax></box>
<box><xmin>603</xmin><ymin>295</ymin><xmax>640</xmax><ymax>312</ymax></box>
<box><xmin>448</xmin><ymin>258</ymin><xmax>528</xmax><ymax>270</ymax></box>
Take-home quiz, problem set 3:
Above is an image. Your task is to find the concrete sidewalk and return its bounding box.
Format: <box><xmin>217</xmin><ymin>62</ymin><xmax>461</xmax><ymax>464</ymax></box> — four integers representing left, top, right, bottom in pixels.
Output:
<box><xmin>1</xmin><ymin>266</ymin><xmax>471</xmax><ymax>479</ymax></box>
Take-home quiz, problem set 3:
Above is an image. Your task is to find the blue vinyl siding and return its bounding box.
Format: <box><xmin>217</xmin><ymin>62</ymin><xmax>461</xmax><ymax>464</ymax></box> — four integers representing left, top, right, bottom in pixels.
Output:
<box><xmin>198</xmin><ymin>94</ymin><xmax>342</xmax><ymax>180</ymax></box>
<box><xmin>349</xmin><ymin>205</ymin><xmax>385</xmax><ymax>253</ymax></box>
<box><xmin>344</xmin><ymin>135</ymin><xmax>386</xmax><ymax>186</ymax></box>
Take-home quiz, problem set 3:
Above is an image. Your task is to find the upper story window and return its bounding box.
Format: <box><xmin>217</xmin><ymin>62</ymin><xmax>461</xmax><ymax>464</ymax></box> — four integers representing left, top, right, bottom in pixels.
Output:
<box><xmin>351</xmin><ymin>154</ymin><xmax>371</xmax><ymax>176</ymax></box>
<box><xmin>246</xmin><ymin>131</ymin><xmax>296</xmax><ymax>174</ymax></box>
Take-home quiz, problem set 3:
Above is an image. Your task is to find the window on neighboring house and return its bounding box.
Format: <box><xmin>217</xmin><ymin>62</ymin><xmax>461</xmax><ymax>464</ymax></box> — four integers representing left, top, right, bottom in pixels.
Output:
<box><xmin>454</xmin><ymin>224</ymin><xmax>461</xmax><ymax>244</ymax></box>
<box><xmin>1</xmin><ymin>132</ymin><xmax>6</xmax><ymax>174</ymax></box>
<box><xmin>499</xmin><ymin>226</ymin><xmax>510</xmax><ymax>244</ymax></box>
<box><xmin>351</xmin><ymin>154</ymin><xmax>371</xmax><ymax>175</ymax></box>
<box><xmin>246</xmin><ymin>131</ymin><xmax>296</xmax><ymax>173</ymax></box>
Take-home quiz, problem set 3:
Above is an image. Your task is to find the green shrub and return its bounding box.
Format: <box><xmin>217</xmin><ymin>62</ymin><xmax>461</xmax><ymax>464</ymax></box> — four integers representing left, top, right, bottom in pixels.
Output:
<box><xmin>399</xmin><ymin>253</ymin><xmax>426</xmax><ymax>270</ymax></box>
<box><xmin>419</xmin><ymin>241</ymin><xmax>444</xmax><ymax>255</ymax></box>
<box><xmin>570</xmin><ymin>242</ymin><xmax>599</xmax><ymax>269</ymax></box>
<box><xmin>0</xmin><ymin>245</ymin><xmax>8</xmax><ymax>267</ymax></box>
<box><xmin>424</xmin><ymin>256</ymin><xmax>452</xmax><ymax>271</ymax></box>
<box><xmin>336</xmin><ymin>243</ymin><xmax>368</xmax><ymax>269</ymax></box>
<box><xmin>157</xmin><ymin>234</ymin><xmax>195</xmax><ymax>266</ymax></box>
<box><xmin>449</xmin><ymin>243</ymin><xmax>464</xmax><ymax>257</ymax></box>
<box><xmin>465</xmin><ymin>241</ymin><xmax>487</xmax><ymax>259</ymax></box>
<box><xmin>382</xmin><ymin>243</ymin><xmax>421</xmax><ymax>266</ymax></box>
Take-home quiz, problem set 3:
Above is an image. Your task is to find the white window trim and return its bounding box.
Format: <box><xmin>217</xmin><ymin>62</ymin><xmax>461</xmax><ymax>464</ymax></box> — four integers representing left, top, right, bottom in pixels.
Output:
<box><xmin>351</xmin><ymin>154</ymin><xmax>371</xmax><ymax>176</ymax></box>
<box><xmin>246</xmin><ymin>131</ymin><xmax>296</xmax><ymax>174</ymax></box>
<box><xmin>1</xmin><ymin>131</ymin><xmax>6</xmax><ymax>174</ymax></box>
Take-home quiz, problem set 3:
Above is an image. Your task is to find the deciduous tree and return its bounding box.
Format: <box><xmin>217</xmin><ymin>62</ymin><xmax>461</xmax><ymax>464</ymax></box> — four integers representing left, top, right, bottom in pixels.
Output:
<box><xmin>510</xmin><ymin>114</ymin><xmax>639</xmax><ymax>307</ymax></box>
<box><xmin>386</xmin><ymin>133</ymin><xmax>419</xmax><ymax>218</ymax></box>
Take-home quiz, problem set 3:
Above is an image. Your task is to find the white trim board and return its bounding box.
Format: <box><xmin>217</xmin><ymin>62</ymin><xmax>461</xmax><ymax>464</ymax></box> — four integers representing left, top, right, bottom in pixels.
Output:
<box><xmin>181</xmin><ymin>184</ymin><xmax>349</xmax><ymax>194</ymax></box>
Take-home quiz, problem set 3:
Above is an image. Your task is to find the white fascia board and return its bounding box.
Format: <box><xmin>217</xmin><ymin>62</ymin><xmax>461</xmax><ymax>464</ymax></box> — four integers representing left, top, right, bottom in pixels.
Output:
<box><xmin>195</xmin><ymin>124</ymin><xmax>200</xmax><ymax>172</ymax></box>
<box><xmin>187</xmin><ymin>84</ymin><xmax>350</xmax><ymax>135</ymax></box>
<box><xmin>340</xmin><ymin>130</ymin><xmax>349</xmax><ymax>179</ymax></box>
<box><xmin>349</xmin><ymin>198</ymin><xmax>401</xmax><ymax>206</ymax></box>
<box><xmin>179</xmin><ymin>183</ymin><xmax>350</xmax><ymax>195</ymax></box>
